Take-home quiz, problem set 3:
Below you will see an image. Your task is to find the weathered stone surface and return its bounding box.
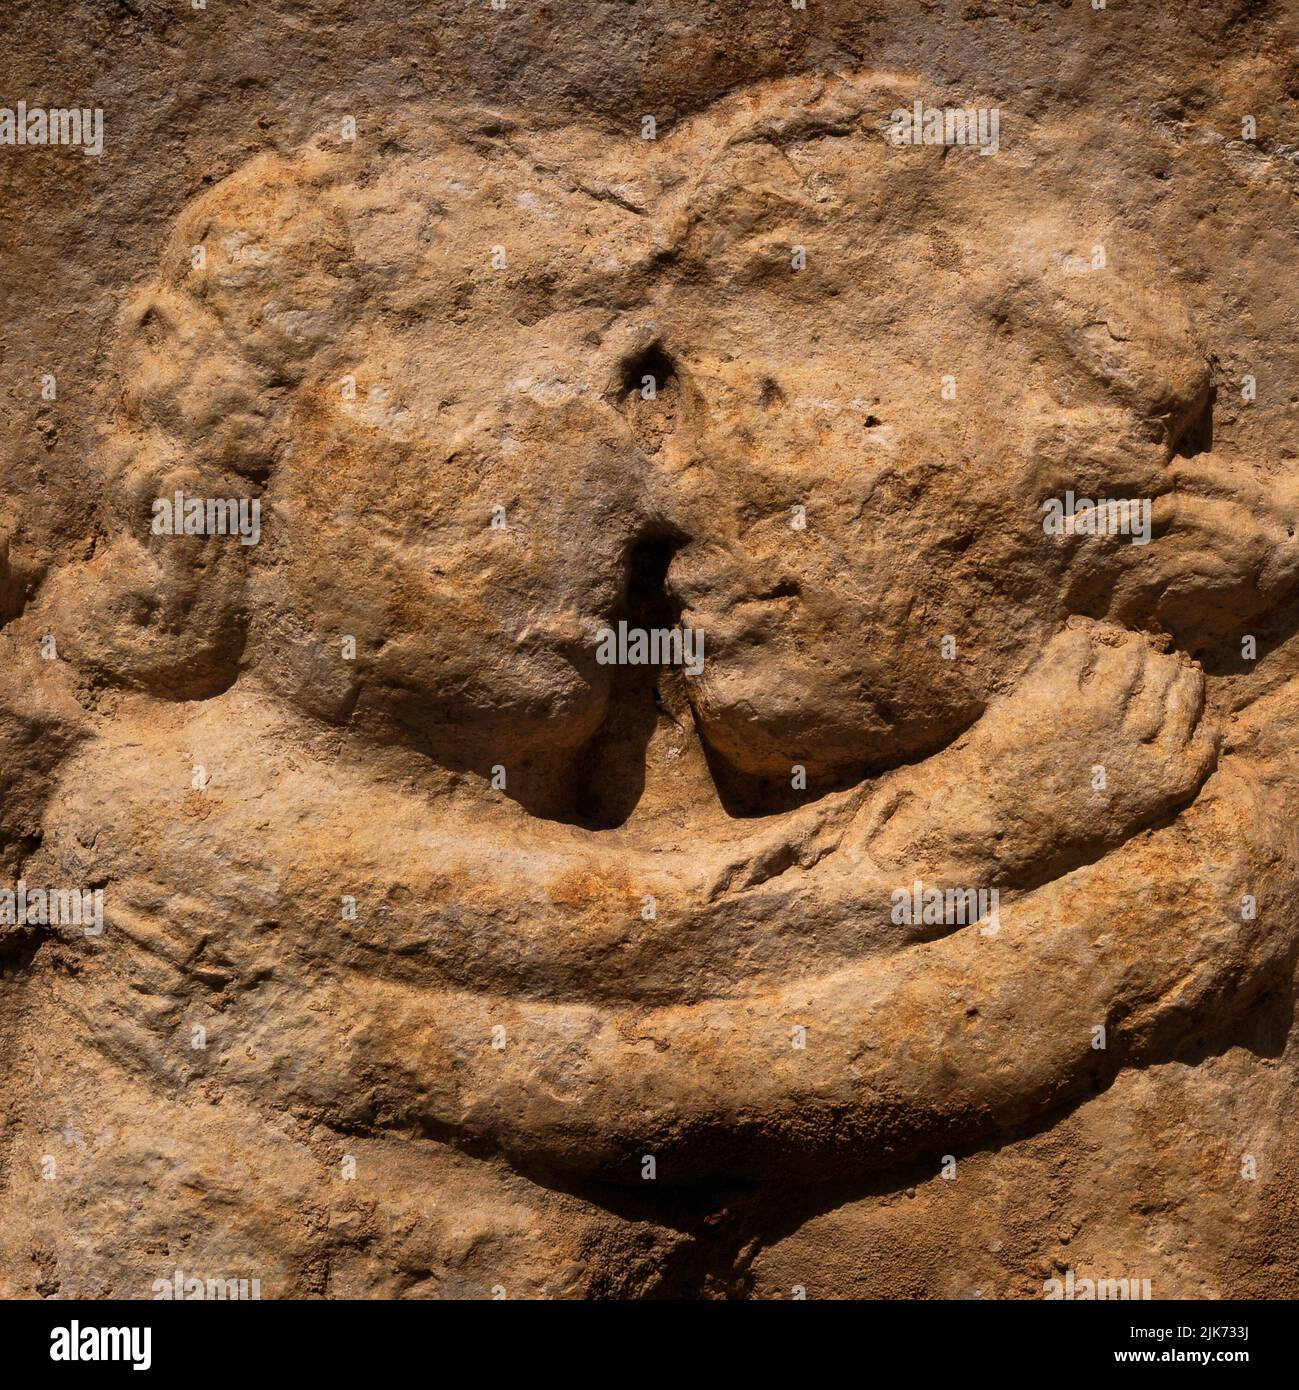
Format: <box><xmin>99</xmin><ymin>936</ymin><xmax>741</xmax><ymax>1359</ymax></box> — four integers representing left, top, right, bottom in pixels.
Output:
<box><xmin>3</xmin><ymin>1</ymin><xmax>1299</xmax><ymax>1300</ymax></box>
